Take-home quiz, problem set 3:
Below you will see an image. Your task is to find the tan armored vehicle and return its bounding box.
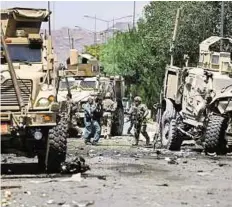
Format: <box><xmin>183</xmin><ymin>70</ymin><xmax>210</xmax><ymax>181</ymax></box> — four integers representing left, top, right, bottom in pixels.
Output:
<box><xmin>1</xmin><ymin>7</ymin><xmax>67</xmax><ymax>172</ymax></box>
<box><xmin>57</xmin><ymin>50</ymin><xmax>125</xmax><ymax>136</ymax></box>
<box><xmin>156</xmin><ymin>35</ymin><xmax>232</xmax><ymax>154</ymax></box>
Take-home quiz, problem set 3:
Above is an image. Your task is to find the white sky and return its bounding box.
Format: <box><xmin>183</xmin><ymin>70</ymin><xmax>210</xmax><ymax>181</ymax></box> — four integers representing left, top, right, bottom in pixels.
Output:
<box><xmin>1</xmin><ymin>1</ymin><xmax>149</xmax><ymax>31</ymax></box>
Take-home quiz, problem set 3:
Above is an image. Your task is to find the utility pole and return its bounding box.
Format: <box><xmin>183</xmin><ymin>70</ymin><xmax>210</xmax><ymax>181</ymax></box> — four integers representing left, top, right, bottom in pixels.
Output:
<box><xmin>48</xmin><ymin>1</ymin><xmax>51</xmax><ymax>35</ymax></box>
<box><xmin>170</xmin><ymin>8</ymin><xmax>181</xmax><ymax>66</ymax></box>
<box><xmin>71</xmin><ymin>37</ymin><xmax>74</xmax><ymax>49</ymax></box>
<box><xmin>220</xmin><ymin>1</ymin><xmax>225</xmax><ymax>51</ymax></box>
<box><xmin>84</xmin><ymin>15</ymin><xmax>132</xmax><ymax>42</ymax></box>
<box><xmin>94</xmin><ymin>14</ymin><xmax>97</xmax><ymax>45</ymax></box>
<box><xmin>68</xmin><ymin>29</ymin><xmax>71</xmax><ymax>49</ymax></box>
<box><xmin>133</xmin><ymin>1</ymin><xmax>136</xmax><ymax>29</ymax></box>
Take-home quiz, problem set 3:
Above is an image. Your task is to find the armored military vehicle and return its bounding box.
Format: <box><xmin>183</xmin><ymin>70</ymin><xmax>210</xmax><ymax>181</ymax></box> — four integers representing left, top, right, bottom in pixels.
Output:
<box><xmin>1</xmin><ymin>7</ymin><xmax>67</xmax><ymax>172</ymax></box>
<box><xmin>156</xmin><ymin>34</ymin><xmax>232</xmax><ymax>153</ymax></box>
<box><xmin>57</xmin><ymin>50</ymin><xmax>125</xmax><ymax>136</ymax></box>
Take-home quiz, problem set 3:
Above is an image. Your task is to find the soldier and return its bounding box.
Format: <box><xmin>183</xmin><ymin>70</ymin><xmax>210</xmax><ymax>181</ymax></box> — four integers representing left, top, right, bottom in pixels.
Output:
<box><xmin>129</xmin><ymin>96</ymin><xmax>151</xmax><ymax>146</ymax></box>
<box><xmin>83</xmin><ymin>96</ymin><xmax>95</xmax><ymax>145</ymax></box>
<box><xmin>102</xmin><ymin>92</ymin><xmax>117</xmax><ymax>139</ymax></box>
<box><xmin>127</xmin><ymin>102</ymin><xmax>135</xmax><ymax>135</ymax></box>
<box><xmin>91</xmin><ymin>96</ymin><xmax>103</xmax><ymax>145</ymax></box>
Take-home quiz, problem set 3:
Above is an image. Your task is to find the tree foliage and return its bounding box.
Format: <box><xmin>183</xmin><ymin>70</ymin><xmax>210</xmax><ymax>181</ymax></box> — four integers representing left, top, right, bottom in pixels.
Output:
<box><xmin>84</xmin><ymin>44</ymin><xmax>102</xmax><ymax>60</ymax></box>
<box><xmin>100</xmin><ymin>1</ymin><xmax>232</xmax><ymax>108</ymax></box>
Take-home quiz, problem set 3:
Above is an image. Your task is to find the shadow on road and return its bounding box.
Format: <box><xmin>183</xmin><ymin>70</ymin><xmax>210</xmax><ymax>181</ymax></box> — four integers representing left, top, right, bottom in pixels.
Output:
<box><xmin>1</xmin><ymin>163</ymin><xmax>43</xmax><ymax>175</ymax></box>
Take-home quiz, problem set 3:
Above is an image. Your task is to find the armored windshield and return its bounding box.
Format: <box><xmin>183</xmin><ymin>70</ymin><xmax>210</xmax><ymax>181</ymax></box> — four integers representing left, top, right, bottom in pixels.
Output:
<box><xmin>8</xmin><ymin>44</ymin><xmax>41</xmax><ymax>62</ymax></box>
<box><xmin>80</xmin><ymin>80</ymin><xmax>96</xmax><ymax>89</ymax></box>
<box><xmin>59</xmin><ymin>80</ymin><xmax>77</xmax><ymax>90</ymax></box>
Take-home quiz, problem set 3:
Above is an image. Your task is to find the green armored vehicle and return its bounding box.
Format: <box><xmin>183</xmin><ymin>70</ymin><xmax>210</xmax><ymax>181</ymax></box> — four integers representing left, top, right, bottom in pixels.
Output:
<box><xmin>1</xmin><ymin>7</ymin><xmax>67</xmax><ymax>172</ymax></box>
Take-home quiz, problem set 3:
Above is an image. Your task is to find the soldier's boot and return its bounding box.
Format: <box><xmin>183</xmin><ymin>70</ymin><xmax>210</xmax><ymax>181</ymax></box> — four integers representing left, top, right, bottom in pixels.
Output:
<box><xmin>145</xmin><ymin>138</ymin><xmax>151</xmax><ymax>146</ymax></box>
<box><xmin>132</xmin><ymin>137</ymin><xmax>139</xmax><ymax>146</ymax></box>
<box><xmin>143</xmin><ymin>132</ymin><xmax>151</xmax><ymax>146</ymax></box>
<box><xmin>103</xmin><ymin>128</ymin><xmax>107</xmax><ymax>139</ymax></box>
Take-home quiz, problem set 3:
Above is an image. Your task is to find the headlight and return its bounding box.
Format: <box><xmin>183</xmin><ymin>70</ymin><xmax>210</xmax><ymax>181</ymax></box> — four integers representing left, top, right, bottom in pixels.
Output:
<box><xmin>36</xmin><ymin>98</ymin><xmax>50</xmax><ymax>107</ymax></box>
<box><xmin>82</xmin><ymin>103</ymin><xmax>86</xmax><ymax>109</ymax></box>
<box><xmin>48</xmin><ymin>95</ymin><xmax>55</xmax><ymax>102</ymax></box>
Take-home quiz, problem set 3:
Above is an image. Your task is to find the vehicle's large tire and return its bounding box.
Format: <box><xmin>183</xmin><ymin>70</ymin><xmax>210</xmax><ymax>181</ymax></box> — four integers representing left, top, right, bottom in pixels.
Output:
<box><xmin>161</xmin><ymin>99</ymin><xmax>180</xmax><ymax>149</ymax></box>
<box><xmin>46</xmin><ymin>118</ymin><xmax>68</xmax><ymax>172</ymax></box>
<box><xmin>162</xmin><ymin>99</ymin><xmax>176</xmax><ymax>121</ymax></box>
<box><xmin>167</xmin><ymin>119</ymin><xmax>183</xmax><ymax>151</ymax></box>
<box><xmin>111</xmin><ymin>101</ymin><xmax>124</xmax><ymax>136</ymax></box>
<box><xmin>204</xmin><ymin>115</ymin><xmax>227</xmax><ymax>154</ymax></box>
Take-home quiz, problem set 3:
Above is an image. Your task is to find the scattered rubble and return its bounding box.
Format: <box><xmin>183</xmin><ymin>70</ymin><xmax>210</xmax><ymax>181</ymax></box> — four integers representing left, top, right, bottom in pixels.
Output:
<box><xmin>47</xmin><ymin>199</ymin><xmax>55</xmax><ymax>204</ymax></box>
<box><xmin>72</xmin><ymin>200</ymin><xmax>95</xmax><ymax>207</ymax></box>
<box><xmin>156</xmin><ymin>183</ymin><xmax>169</xmax><ymax>187</ymax></box>
<box><xmin>165</xmin><ymin>157</ymin><xmax>179</xmax><ymax>165</ymax></box>
<box><xmin>61</xmin><ymin>156</ymin><xmax>90</xmax><ymax>174</ymax></box>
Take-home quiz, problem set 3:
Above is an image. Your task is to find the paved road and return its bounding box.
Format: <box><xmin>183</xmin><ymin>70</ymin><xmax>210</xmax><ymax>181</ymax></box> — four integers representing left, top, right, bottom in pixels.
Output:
<box><xmin>1</xmin><ymin>122</ymin><xmax>232</xmax><ymax>207</ymax></box>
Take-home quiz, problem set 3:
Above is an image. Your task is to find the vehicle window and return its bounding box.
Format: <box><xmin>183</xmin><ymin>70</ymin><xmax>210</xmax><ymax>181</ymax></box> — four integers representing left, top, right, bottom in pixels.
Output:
<box><xmin>59</xmin><ymin>80</ymin><xmax>76</xmax><ymax>89</ymax></box>
<box><xmin>7</xmin><ymin>44</ymin><xmax>41</xmax><ymax>62</ymax></box>
<box><xmin>80</xmin><ymin>80</ymin><xmax>96</xmax><ymax>89</ymax></box>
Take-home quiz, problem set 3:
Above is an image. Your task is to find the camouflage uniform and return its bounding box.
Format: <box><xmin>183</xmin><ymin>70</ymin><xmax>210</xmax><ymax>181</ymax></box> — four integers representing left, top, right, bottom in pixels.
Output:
<box><xmin>129</xmin><ymin>96</ymin><xmax>150</xmax><ymax>146</ymax></box>
<box><xmin>102</xmin><ymin>92</ymin><xmax>117</xmax><ymax>139</ymax></box>
<box><xmin>127</xmin><ymin>103</ymin><xmax>135</xmax><ymax>134</ymax></box>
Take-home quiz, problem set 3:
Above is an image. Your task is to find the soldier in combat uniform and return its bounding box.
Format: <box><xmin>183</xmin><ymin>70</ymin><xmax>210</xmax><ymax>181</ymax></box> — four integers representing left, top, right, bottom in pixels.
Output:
<box><xmin>102</xmin><ymin>92</ymin><xmax>117</xmax><ymax>139</ymax></box>
<box><xmin>128</xmin><ymin>96</ymin><xmax>151</xmax><ymax>146</ymax></box>
<box><xmin>127</xmin><ymin>102</ymin><xmax>135</xmax><ymax>135</ymax></box>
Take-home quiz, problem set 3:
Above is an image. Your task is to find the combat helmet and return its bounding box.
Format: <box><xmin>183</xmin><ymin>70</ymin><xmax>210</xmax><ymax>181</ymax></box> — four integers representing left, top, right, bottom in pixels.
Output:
<box><xmin>134</xmin><ymin>96</ymin><xmax>142</xmax><ymax>103</ymax></box>
<box><xmin>105</xmin><ymin>92</ymin><xmax>112</xmax><ymax>98</ymax></box>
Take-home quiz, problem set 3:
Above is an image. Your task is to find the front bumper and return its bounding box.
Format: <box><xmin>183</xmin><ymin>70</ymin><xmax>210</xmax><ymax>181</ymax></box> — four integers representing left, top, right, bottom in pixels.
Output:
<box><xmin>1</xmin><ymin>111</ymin><xmax>57</xmax><ymax>135</ymax></box>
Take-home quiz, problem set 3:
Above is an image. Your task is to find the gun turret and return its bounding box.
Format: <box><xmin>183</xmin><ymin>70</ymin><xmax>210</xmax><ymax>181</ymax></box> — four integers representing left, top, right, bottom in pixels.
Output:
<box><xmin>199</xmin><ymin>36</ymin><xmax>232</xmax><ymax>73</ymax></box>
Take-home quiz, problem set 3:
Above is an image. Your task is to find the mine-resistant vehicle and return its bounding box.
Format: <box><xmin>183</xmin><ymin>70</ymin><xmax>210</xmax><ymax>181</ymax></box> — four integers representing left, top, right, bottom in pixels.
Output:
<box><xmin>1</xmin><ymin>7</ymin><xmax>67</xmax><ymax>172</ymax></box>
<box><xmin>155</xmin><ymin>10</ymin><xmax>232</xmax><ymax>153</ymax></box>
<box><xmin>57</xmin><ymin>50</ymin><xmax>125</xmax><ymax>136</ymax></box>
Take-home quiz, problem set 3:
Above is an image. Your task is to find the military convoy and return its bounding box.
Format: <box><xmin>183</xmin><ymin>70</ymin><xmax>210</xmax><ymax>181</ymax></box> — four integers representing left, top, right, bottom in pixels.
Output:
<box><xmin>57</xmin><ymin>49</ymin><xmax>125</xmax><ymax>137</ymax></box>
<box><xmin>1</xmin><ymin>7</ymin><xmax>67</xmax><ymax>172</ymax></box>
<box><xmin>156</xmin><ymin>30</ymin><xmax>232</xmax><ymax>153</ymax></box>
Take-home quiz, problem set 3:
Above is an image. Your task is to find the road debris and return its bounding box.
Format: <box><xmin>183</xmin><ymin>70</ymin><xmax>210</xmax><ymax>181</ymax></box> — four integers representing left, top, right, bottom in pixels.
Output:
<box><xmin>1</xmin><ymin>185</ymin><xmax>21</xmax><ymax>190</ymax></box>
<box><xmin>156</xmin><ymin>183</ymin><xmax>169</xmax><ymax>187</ymax></box>
<box><xmin>61</xmin><ymin>204</ymin><xmax>71</xmax><ymax>207</ymax></box>
<box><xmin>4</xmin><ymin>190</ymin><xmax>12</xmax><ymax>199</ymax></box>
<box><xmin>61</xmin><ymin>156</ymin><xmax>90</xmax><ymax>174</ymax></box>
<box><xmin>218</xmin><ymin>163</ymin><xmax>229</xmax><ymax>167</ymax></box>
<box><xmin>60</xmin><ymin>173</ymin><xmax>82</xmax><ymax>182</ymax></box>
<box><xmin>1</xmin><ymin>198</ymin><xmax>11</xmax><ymax>207</ymax></box>
<box><xmin>47</xmin><ymin>199</ymin><xmax>55</xmax><ymax>204</ymax></box>
<box><xmin>97</xmin><ymin>175</ymin><xmax>106</xmax><ymax>180</ymax></box>
<box><xmin>24</xmin><ymin>191</ymin><xmax>31</xmax><ymax>195</ymax></box>
<box><xmin>197</xmin><ymin>172</ymin><xmax>213</xmax><ymax>177</ymax></box>
<box><xmin>72</xmin><ymin>200</ymin><xmax>95</xmax><ymax>207</ymax></box>
<box><xmin>165</xmin><ymin>157</ymin><xmax>179</xmax><ymax>164</ymax></box>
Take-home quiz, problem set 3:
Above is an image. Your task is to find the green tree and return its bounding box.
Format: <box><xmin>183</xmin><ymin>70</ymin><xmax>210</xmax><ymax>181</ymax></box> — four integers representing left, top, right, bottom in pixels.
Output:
<box><xmin>100</xmin><ymin>1</ymin><xmax>232</xmax><ymax>108</ymax></box>
<box><xmin>84</xmin><ymin>44</ymin><xmax>102</xmax><ymax>60</ymax></box>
